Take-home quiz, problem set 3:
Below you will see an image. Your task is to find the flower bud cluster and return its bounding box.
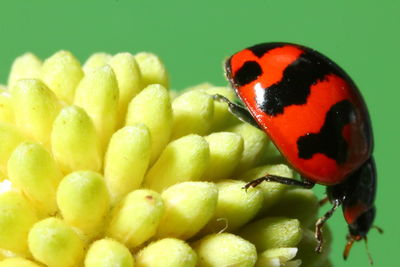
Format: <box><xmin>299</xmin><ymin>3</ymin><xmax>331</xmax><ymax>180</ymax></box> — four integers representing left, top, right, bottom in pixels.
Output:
<box><xmin>0</xmin><ymin>50</ymin><xmax>332</xmax><ymax>266</ymax></box>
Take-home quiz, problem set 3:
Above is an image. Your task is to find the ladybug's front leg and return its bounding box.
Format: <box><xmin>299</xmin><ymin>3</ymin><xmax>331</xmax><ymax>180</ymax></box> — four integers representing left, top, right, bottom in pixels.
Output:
<box><xmin>315</xmin><ymin>199</ymin><xmax>341</xmax><ymax>253</ymax></box>
<box><xmin>212</xmin><ymin>94</ymin><xmax>260</xmax><ymax>129</ymax></box>
<box><xmin>243</xmin><ymin>174</ymin><xmax>315</xmax><ymax>190</ymax></box>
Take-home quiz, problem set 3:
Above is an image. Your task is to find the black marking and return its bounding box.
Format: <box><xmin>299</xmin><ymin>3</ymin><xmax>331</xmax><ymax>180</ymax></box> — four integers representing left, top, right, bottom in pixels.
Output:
<box><xmin>233</xmin><ymin>61</ymin><xmax>262</xmax><ymax>87</ymax></box>
<box><xmin>257</xmin><ymin>51</ymin><xmax>341</xmax><ymax>116</ymax></box>
<box><xmin>297</xmin><ymin>100</ymin><xmax>356</xmax><ymax>164</ymax></box>
<box><xmin>248</xmin><ymin>43</ymin><xmax>286</xmax><ymax>58</ymax></box>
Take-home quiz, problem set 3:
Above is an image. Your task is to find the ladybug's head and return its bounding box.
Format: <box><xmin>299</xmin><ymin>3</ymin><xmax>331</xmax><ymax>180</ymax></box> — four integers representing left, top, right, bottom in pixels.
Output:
<box><xmin>344</xmin><ymin>206</ymin><xmax>376</xmax><ymax>262</ymax></box>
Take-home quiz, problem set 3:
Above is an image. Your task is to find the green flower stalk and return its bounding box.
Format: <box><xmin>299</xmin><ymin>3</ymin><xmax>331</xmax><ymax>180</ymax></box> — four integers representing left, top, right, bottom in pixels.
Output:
<box><xmin>0</xmin><ymin>50</ymin><xmax>331</xmax><ymax>266</ymax></box>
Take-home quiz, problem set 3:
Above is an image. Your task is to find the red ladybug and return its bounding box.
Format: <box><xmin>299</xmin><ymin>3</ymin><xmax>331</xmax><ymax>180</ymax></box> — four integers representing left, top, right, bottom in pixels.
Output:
<box><xmin>214</xmin><ymin>42</ymin><xmax>379</xmax><ymax>261</ymax></box>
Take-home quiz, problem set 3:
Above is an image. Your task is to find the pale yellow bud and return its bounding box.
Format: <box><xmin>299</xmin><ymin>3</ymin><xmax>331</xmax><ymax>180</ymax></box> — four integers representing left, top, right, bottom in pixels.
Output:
<box><xmin>125</xmin><ymin>84</ymin><xmax>172</xmax><ymax>163</ymax></box>
<box><xmin>0</xmin><ymin>191</ymin><xmax>38</xmax><ymax>256</ymax></box>
<box><xmin>51</xmin><ymin>105</ymin><xmax>102</xmax><ymax>173</ymax></box>
<box><xmin>135</xmin><ymin>52</ymin><xmax>169</xmax><ymax>88</ymax></box>
<box><xmin>41</xmin><ymin>50</ymin><xmax>83</xmax><ymax>104</ymax></box>
<box><xmin>171</xmin><ymin>90</ymin><xmax>214</xmax><ymax>139</ymax></box>
<box><xmin>200</xmin><ymin>86</ymin><xmax>239</xmax><ymax>131</ymax></box>
<box><xmin>269</xmin><ymin>188</ymin><xmax>319</xmax><ymax>227</ymax></box>
<box><xmin>136</xmin><ymin>238</ymin><xmax>196</xmax><ymax>267</ymax></box>
<box><xmin>106</xmin><ymin>189</ymin><xmax>164</xmax><ymax>249</ymax></box>
<box><xmin>11</xmin><ymin>79</ymin><xmax>61</xmax><ymax>148</ymax></box>
<box><xmin>156</xmin><ymin>182</ymin><xmax>218</xmax><ymax>239</ymax></box>
<box><xmin>84</xmin><ymin>238</ymin><xmax>134</xmax><ymax>267</ymax></box>
<box><xmin>109</xmin><ymin>52</ymin><xmax>143</xmax><ymax>126</ymax></box>
<box><xmin>0</xmin><ymin>257</ymin><xmax>42</xmax><ymax>267</ymax></box>
<box><xmin>193</xmin><ymin>233</ymin><xmax>257</xmax><ymax>267</ymax></box>
<box><xmin>229</xmin><ymin>123</ymin><xmax>270</xmax><ymax>173</ymax></box>
<box><xmin>74</xmin><ymin>65</ymin><xmax>119</xmax><ymax>151</ymax></box>
<box><xmin>202</xmin><ymin>179</ymin><xmax>263</xmax><ymax>234</ymax></box>
<box><xmin>0</xmin><ymin>91</ymin><xmax>14</xmax><ymax>124</ymax></box>
<box><xmin>104</xmin><ymin>124</ymin><xmax>151</xmax><ymax>205</ymax></box>
<box><xmin>83</xmin><ymin>53</ymin><xmax>111</xmax><ymax>74</ymax></box>
<box><xmin>8</xmin><ymin>142</ymin><xmax>63</xmax><ymax>216</ymax></box>
<box><xmin>297</xmin><ymin>228</ymin><xmax>332</xmax><ymax>267</ymax></box>
<box><xmin>0</xmin><ymin>122</ymin><xmax>25</xmax><ymax>179</ymax></box>
<box><xmin>203</xmin><ymin>132</ymin><xmax>243</xmax><ymax>181</ymax></box>
<box><xmin>28</xmin><ymin>218</ymin><xmax>85</xmax><ymax>267</ymax></box>
<box><xmin>57</xmin><ymin>171</ymin><xmax>109</xmax><ymax>237</ymax></box>
<box><xmin>255</xmin><ymin>247</ymin><xmax>300</xmax><ymax>267</ymax></box>
<box><xmin>239</xmin><ymin>217</ymin><xmax>302</xmax><ymax>252</ymax></box>
<box><xmin>239</xmin><ymin>164</ymin><xmax>293</xmax><ymax>214</ymax></box>
<box><xmin>143</xmin><ymin>134</ymin><xmax>209</xmax><ymax>192</ymax></box>
<box><xmin>7</xmin><ymin>53</ymin><xmax>41</xmax><ymax>88</ymax></box>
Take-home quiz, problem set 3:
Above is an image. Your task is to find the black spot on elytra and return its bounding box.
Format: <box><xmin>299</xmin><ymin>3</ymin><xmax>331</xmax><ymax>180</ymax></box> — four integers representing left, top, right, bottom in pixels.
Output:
<box><xmin>297</xmin><ymin>100</ymin><xmax>356</xmax><ymax>164</ymax></box>
<box><xmin>233</xmin><ymin>61</ymin><xmax>262</xmax><ymax>87</ymax></box>
<box><xmin>248</xmin><ymin>43</ymin><xmax>286</xmax><ymax>58</ymax></box>
<box><xmin>257</xmin><ymin>51</ymin><xmax>341</xmax><ymax>116</ymax></box>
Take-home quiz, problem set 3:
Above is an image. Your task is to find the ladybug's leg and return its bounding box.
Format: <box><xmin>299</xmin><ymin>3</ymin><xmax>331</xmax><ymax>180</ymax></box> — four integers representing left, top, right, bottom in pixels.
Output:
<box><xmin>315</xmin><ymin>199</ymin><xmax>341</xmax><ymax>253</ymax></box>
<box><xmin>212</xmin><ymin>94</ymin><xmax>260</xmax><ymax>129</ymax></box>
<box><xmin>244</xmin><ymin>175</ymin><xmax>315</xmax><ymax>190</ymax></box>
<box><xmin>318</xmin><ymin>196</ymin><xmax>329</xmax><ymax>206</ymax></box>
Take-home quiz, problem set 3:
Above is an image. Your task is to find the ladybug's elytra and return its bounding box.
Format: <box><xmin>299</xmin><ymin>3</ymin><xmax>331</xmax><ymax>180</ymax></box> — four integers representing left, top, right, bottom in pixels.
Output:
<box><xmin>214</xmin><ymin>42</ymin><xmax>379</xmax><ymax>262</ymax></box>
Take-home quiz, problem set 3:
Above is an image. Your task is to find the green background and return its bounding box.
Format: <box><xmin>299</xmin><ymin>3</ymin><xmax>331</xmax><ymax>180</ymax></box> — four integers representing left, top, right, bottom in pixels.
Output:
<box><xmin>0</xmin><ymin>0</ymin><xmax>398</xmax><ymax>266</ymax></box>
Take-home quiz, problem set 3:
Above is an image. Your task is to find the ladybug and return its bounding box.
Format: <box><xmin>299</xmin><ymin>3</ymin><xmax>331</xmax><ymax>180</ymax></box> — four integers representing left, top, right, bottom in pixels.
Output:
<box><xmin>214</xmin><ymin>42</ymin><xmax>379</xmax><ymax>261</ymax></box>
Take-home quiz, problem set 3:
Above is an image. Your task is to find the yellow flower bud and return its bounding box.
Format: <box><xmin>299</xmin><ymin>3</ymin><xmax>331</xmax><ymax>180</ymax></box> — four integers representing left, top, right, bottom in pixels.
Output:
<box><xmin>109</xmin><ymin>52</ymin><xmax>143</xmax><ymax>126</ymax></box>
<box><xmin>193</xmin><ymin>233</ymin><xmax>257</xmax><ymax>267</ymax></box>
<box><xmin>28</xmin><ymin>218</ymin><xmax>84</xmax><ymax>267</ymax></box>
<box><xmin>200</xmin><ymin>86</ymin><xmax>239</xmax><ymax>131</ymax></box>
<box><xmin>297</xmin><ymin>228</ymin><xmax>332</xmax><ymax>267</ymax></box>
<box><xmin>134</xmin><ymin>52</ymin><xmax>169</xmax><ymax>88</ymax></box>
<box><xmin>240</xmin><ymin>164</ymin><xmax>293</xmax><ymax>214</ymax></box>
<box><xmin>136</xmin><ymin>238</ymin><xmax>196</xmax><ymax>267</ymax></box>
<box><xmin>229</xmin><ymin>123</ymin><xmax>270</xmax><ymax>173</ymax></box>
<box><xmin>269</xmin><ymin>188</ymin><xmax>319</xmax><ymax>227</ymax></box>
<box><xmin>255</xmin><ymin>247</ymin><xmax>300</xmax><ymax>267</ymax></box>
<box><xmin>106</xmin><ymin>189</ymin><xmax>164</xmax><ymax>249</ymax></box>
<box><xmin>0</xmin><ymin>191</ymin><xmax>38</xmax><ymax>256</ymax></box>
<box><xmin>8</xmin><ymin>142</ymin><xmax>63</xmax><ymax>215</ymax></box>
<box><xmin>7</xmin><ymin>53</ymin><xmax>41</xmax><ymax>89</ymax></box>
<box><xmin>51</xmin><ymin>105</ymin><xmax>102</xmax><ymax>173</ymax></box>
<box><xmin>156</xmin><ymin>182</ymin><xmax>218</xmax><ymax>239</ymax></box>
<box><xmin>239</xmin><ymin>217</ymin><xmax>302</xmax><ymax>252</ymax></box>
<box><xmin>11</xmin><ymin>79</ymin><xmax>61</xmax><ymax>148</ymax></box>
<box><xmin>74</xmin><ymin>65</ymin><xmax>119</xmax><ymax>151</ymax></box>
<box><xmin>57</xmin><ymin>171</ymin><xmax>109</xmax><ymax>237</ymax></box>
<box><xmin>203</xmin><ymin>132</ymin><xmax>243</xmax><ymax>181</ymax></box>
<box><xmin>41</xmin><ymin>50</ymin><xmax>83</xmax><ymax>104</ymax></box>
<box><xmin>0</xmin><ymin>122</ymin><xmax>25</xmax><ymax>180</ymax></box>
<box><xmin>104</xmin><ymin>124</ymin><xmax>151</xmax><ymax>205</ymax></box>
<box><xmin>0</xmin><ymin>257</ymin><xmax>42</xmax><ymax>267</ymax></box>
<box><xmin>125</xmin><ymin>84</ymin><xmax>172</xmax><ymax>163</ymax></box>
<box><xmin>202</xmin><ymin>179</ymin><xmax>263</xmax><ymax>234</ymax></box>
<box><xmin>171</xmin><ymin>91</ymin><xmax>214</xmax><ymax>139</ymax></box>
<box><xmin>84</xmin><ymin>238</ymin><xmax>134</xmax><ymax>267</ymax></box>
<box><xmin>83</xmin><ymin>53</ymin><xmax>111</xmax><ymax>74</ymax></box>
<box><xmin>143</xmin><ymin>134</ymin><xmax>209</xmax><ymax>192</ymax></box>
<box><xmin>0</xmin><ymin>91</ymin><xmax>14</xmax><ymax>124</ymax></box>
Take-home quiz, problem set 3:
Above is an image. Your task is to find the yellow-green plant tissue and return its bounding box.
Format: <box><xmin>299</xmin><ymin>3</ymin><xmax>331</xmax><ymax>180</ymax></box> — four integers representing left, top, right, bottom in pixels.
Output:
<box><xmin>0</xmin><ymin>50</ymin><xmax>331</xmax><ymax>266</ymax></box>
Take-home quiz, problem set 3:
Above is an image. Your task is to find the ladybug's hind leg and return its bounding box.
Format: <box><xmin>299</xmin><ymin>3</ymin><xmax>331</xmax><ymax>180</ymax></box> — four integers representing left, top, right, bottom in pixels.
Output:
<box><xmin>212</xmin><ymin>94</ymin><xmax>260</xmax><ymax>129</ymax></box>
<box><xmin>243</xmin><ymin>174</ymin><xmax>315</xmax><ymax>190</ymax></box>
<box><xmin>315</xmin><ymin>199</ymin><xmax>341</xmax><ymax>253</ymax></box>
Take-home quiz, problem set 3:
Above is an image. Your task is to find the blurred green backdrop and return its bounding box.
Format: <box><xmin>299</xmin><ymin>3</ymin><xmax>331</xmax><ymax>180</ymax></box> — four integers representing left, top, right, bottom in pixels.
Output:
<box><xmin>0</xmin><ymin>0</ymin><xmax>398</xmax><ymax>266</ymax></box>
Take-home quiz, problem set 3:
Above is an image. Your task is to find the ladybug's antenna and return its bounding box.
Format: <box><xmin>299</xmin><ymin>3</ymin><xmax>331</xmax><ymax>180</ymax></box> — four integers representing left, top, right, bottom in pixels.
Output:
<box><xmin>372</xmin><ymin>225</ymin><xmax>383</xmax><ymax>234</ymax></box>
<box><xmin>343</xmin><ymin>237</ymin><xmax>355</xmax><ymax>261</ymax></box>
<box><xmin>364</xmin><ymin>236</ymin><xmax>374</xmax><ymax>265</ymax></box>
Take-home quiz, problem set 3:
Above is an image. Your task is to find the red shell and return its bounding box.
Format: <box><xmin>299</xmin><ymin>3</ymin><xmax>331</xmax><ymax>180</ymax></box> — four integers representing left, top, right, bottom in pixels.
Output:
<box><xmin>226</xmin><ymin>43</ymin><xmax>372</xmax><ymax>185</ymax></box>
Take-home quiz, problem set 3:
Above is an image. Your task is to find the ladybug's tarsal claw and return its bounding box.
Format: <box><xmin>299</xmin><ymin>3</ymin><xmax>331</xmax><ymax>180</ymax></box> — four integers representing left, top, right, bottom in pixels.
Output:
<box><xmin>212</xmin><ymin>94</ymin><xmax>261</xmax><ymax>129</ymax></box>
